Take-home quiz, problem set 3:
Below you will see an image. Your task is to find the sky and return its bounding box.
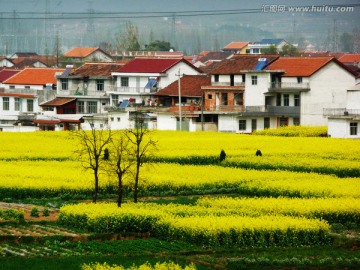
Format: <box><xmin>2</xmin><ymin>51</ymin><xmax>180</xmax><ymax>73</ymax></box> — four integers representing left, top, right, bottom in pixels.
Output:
<box><xmin>1</xmin><ymin>0</ymin><xmax>359</xmax><ymax>54</ymax></box>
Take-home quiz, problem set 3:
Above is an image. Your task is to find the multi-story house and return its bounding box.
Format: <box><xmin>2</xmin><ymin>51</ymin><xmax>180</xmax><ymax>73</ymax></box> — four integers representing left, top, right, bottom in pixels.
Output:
<box><xmin>201</xmin><ymin>55</ymin><xmax>279</xmax><ymax>132</ymax></box>
<box><xmin>0</xmin><ymin>67</ymin><xmax>64</xmax><ymax>131</ymax></box>
<box><xmin>247</xmin><ymin>39</ymin><xmax>291</xmax><ymax>54</ymax></box>
<box><xmin>153</xmin><ymin>74</ymin><xmax>211</xmax><ymax>131</ymax></box>
<box><xmin>37</xmin><ymin>62</ymin><xmax>124</xmax><ymax>130</ymax></box>
<box><xmin>62</xmin><ymin>47</ymin><xmax>113</xmax><ymax>66</ymax></box>
<box><xmin>106</xmin><ymin>58</ymin><xmax>203</xmax><ymax>130</ymax></box>
<box><xmin>236</xmin><ymin>57</ymin><xmax>357</xmax><ymax>133</ymax></box>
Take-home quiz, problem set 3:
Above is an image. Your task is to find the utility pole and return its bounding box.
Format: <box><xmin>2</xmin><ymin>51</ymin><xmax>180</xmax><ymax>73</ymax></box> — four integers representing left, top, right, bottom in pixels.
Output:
<box><xmin>176</xmin><ymin>69</ymin><xmax>182</xmax><ymax>131</ymax></box>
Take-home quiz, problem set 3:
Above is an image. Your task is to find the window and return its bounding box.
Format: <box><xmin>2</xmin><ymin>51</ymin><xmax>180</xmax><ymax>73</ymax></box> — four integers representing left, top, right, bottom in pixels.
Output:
<box><xmin>283</xmin><ymin>94</ymin><xmax>289</xmax><ymax>106</ymax></box>
<box><xmin>14</xmin><ymin>98</ymin><xmax>20</xmax><ymax>111</ymax></box>
<box><xmin>25</xmin><ymin>86</ymin><xmax>30</xmax><ymax>89</ymax></box>
<box><xmin>264</xmin><ymin>117</ymin><xmax>270</xmax><ymax>129</ymax></box>
<box><xmin>350</xmin><ymin>122</ymin><xmax>358</xmax><ymax>135</ymax></box>
<box><xmin>235</xmin><ymin>92</ymin><xmax>243</xmax><ymax>106</ymax></box>
<box><xmin>9</xmin><ymin>85</ymin><xmax>15</xmax><ymax>89</ymax></box>
<box><xmin>87</xmin><ymin>101</ymin><xmax>97</xmax><ymax>113</ymax></box>
<box><xmin>3</xmin><ymin>97</ymin><xmax>9</xmax><ymax>111</ymax></box>
<box><xmin>293</xmin><ymin>117</ymin><xmax>300</xmax><ymax>126</ymax></box>
<box><xmin>77</xmin><ymin>101</ymin><xmax>85</xmax><ymax>113</ymax></box>
<box><xmin>253</xmin><ymin>48</ymin><xmax>260</xmax><ymax>54</ymax></box>
<box><xmin>294</xmin><ymin>94</ymin><xmax>300</xmax><ymax>107</ymax></box>
<box><xmin>214</xmin><ymin>75</ymin><xmax>219</xmax><ymax>82</ymax></box>
<box><xmin>245</xmin><ymin>49</ymin><xmax>250</xmax><ymax>54</ymax></box>
<box><xmin>297</xmin><ymin>77</ymin><xmax>302</xmax><ymax>84</ymax></box>
<box><xmin>121</xmin><ymin>77</ymin><xmax>129</xmax><ymax>87</ymax></box>
<box><xmin>251</xmin><ymin>75</ymin><xmax>257</xmax><ymax>85</ymax></box>
<box><xmin>222</xmin><ymin>93</ymin><xmax>228</xmax><ymax>105</ymax></box>
<box><xmin>276</xmin><ymin>94</ymin><xmax>281</xmax><ymax>106</ymax></box>
<box><xmin>60</xmin><ymin>79</ymin><xmax>68</xmax><ymax>90</ymax></box>
<box><xmin>96</xmin><ymin>79</ymin><xmax>104</xmax><ymax>91</ymax></box>
<box><xmin>239</xmin><ymin>120</ymin><xmax>246</xmax><ymax>130</ymax></box>
<box><xmin>112</xmin><ymin>95</ymin><xmax>119</xmax><ymax>106</ymax></box>
<box><xmin>27</xmin><ymin>99</ymin><xmax>34</xmax><ymax>112</ymax></box>
<box><xmin>117</xmin><ymin>117</ymin><xmax>121</xmax><ymax>122</ymax></box>
<box><xmin>110</xmin><ymin>117</ymin><xmax>114</xmax><ymax>122</ymax></box>
<box><xmin>208</xmin><ymin>94</ymin><xmax>212</xmax><ymax>99</ymax></box>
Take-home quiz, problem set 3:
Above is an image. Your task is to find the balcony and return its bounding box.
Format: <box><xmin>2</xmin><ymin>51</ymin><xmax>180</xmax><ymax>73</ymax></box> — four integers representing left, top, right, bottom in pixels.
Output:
<box><xmin>269</xmin><ymin>82</ymin><xmax>310</xmax><ymax>92</ymax></box>
<box><xmin>115</xmin><ymin>87</ymin><xmax>158</xmax><ymax>94</ymax></box>
<box><xmin>323</xmin><ymin>108</ymin><xmax>360</xmax><ymax>117</ymax></box>
<box><xmin>245</xmin><ymin>105</ymin><xmax>300</xmax><ymax>116</ymax></box>
<box><xmin>212</xmin><ymin>82</ymin><xmax>245</xmax><ymax>87</ymax></box>
<box><xmin>205</xmin><ymin>105</ymin><xmax>245</xmax><ymax>112</ymax></box>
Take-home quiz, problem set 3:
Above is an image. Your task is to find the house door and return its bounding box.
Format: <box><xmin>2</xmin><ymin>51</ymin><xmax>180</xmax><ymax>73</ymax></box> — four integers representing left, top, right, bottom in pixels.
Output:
<box><xmin>278</xmin><ymin>117</ymin><xmax>288</xmax><ymax>127</ymax></box>
<box><xmin>177</xmin><ymin>118</ymin><xmax>189</xmax><ymax>131</ymax></box>
<box><xmin>251</xmin><ymin>119</ymin><xmax>257</xmax><ymax>132</ymax></box>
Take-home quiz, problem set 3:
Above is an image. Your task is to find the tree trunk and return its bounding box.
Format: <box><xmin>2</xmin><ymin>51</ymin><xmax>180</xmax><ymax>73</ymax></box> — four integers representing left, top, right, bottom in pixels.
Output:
<box><xmin>93</xmin><ymin>169</ymin><xmax>99</xmax><ymax>203</ymax></box>
<box><xmin>134</xmin><ymin>163</ymin><xmax>140</xmax><ymax>203</ymax></box>
<box><xmin>117</xmin><ymin>173</ymin><xmax>123</xmax><ymax>207</ymax></box>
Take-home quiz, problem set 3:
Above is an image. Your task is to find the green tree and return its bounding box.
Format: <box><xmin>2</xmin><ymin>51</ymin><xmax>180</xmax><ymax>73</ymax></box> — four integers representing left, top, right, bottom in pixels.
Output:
<box><xmin>145</xmin><ymin>40</ymin><xmax>174</xmax><ymax>51</ymax></box>
<box><xmin>280</xmin><ymin>44</ymin><xmax>300</xmax><ymax>56</ymax></box>
<box><xmin>262</xmin><ymin>44</ymin><xmax>278</xmax><ymax>54</ymax></box>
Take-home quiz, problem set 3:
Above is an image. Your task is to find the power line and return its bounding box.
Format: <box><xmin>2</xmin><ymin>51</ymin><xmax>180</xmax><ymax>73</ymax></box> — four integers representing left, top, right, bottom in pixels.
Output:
<box><xmin>0</xmin><ymin>4</ymin><xmax>358</xmax><ymax>20</ymax></box>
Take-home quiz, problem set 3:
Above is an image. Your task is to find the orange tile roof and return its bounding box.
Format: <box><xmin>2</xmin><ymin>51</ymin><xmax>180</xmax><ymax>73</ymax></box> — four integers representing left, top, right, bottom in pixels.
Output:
<box><xmin>63</xmin><ymin>47</ymin><xmax>100</xmax><ymax>58</ymax></box>
<box><xmin>338</xmin><ymin>54</ymin><xmax>360</xmax><ymax>63</ymax></box>
<box><xmin>69</xmin><ymin>62</ymin><xmax>125</xmax><ymax>77</ymax></box>
<box><xmin>268</xmin><ymin>57</ymin><xmax>334</xmax><ymax>77</ymax></box>
<box><xmin>40</xmin><ymin>97</ymin><xmax>76</xmax><ymax>106</ymax></box>
<box><xmin>3</xmin><ymin>68</ymin><xmax>65</xmax><ymax>85</ymax></box>
<box><xmin>155</xmin><ymin>75</ymin><xmax>210</xmax><ymax>97</ymax></box>
<box><xmin>223</xmin><ymin>42</ymin><xmax>249</xmax><ymax>50</ymax></box>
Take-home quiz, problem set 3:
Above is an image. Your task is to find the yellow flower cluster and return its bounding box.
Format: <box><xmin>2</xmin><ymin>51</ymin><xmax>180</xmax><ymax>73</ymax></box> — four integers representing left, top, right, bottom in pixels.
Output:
<box><xmin>82</xmin><ymin>261</ymin><xmax>196</xmax><ymax>270</ymax></box>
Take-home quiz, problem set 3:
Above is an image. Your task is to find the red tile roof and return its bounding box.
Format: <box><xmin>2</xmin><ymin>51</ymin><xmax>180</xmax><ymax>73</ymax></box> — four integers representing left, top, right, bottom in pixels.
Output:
<box><xmin>64</xmin><ymin>47</ymin><xmax>101</xmax><ymax>58</ymax></box>
<box><xmin>223</xmin><ymin>42</ymin><xmax>249</xmax><ymax>50</ymax></box>
<box><xmin>115</xmin><ymin>58</ymin><xmax>198</xmax><ymax>73</ymax></box>
<box><xmin>155</xmin><ymin>75</ymin><xmax>210</xmax><ymax>97</ymax></box>
<box><xmin>268</xmin><ymin>57</ymin><xmax>335</xmax><ymax>77</ymax></box>
<box><xmin>338</xmin><ymin>54</ymin><xmax>360</xmax><ymax>63</ymax></box>
<box><xmin>3</xmin><ymin>68</ymin><xmax>65</xmax><ymax>85</ymax></box>
<box><xmin>209</xmin><ymin>54</ymin><xmax>279</xmax><ymax>74</ymax></box>
<box><xmin>69</xmin><ymin>62</ymin><xmax>125</xmax><ymax>77</ymax></box>
<box><xmin>40</xmin><ymin>97</ymin><xmax>76</xmax><ymax>107</ymax></box>
<box><xmin>0</xmin><ymin>69</ymin><xmax>20</xmax><ymax>83</ymax></box>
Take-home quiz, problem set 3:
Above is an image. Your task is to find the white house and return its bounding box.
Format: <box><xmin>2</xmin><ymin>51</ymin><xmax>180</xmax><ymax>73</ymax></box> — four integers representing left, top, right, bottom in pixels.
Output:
<box><xmin>0</xmin><ymin>92</ymin><xmax>38</xmax><ymax>132</ymax></box>
<box><xmin>110</xmin><ymin>58</ymin><xmax>203</xmax><ymax>107</ymax></box>
<box><xmin>247</xmin><ymin>39</ymin><xmax>292</xmax><ymax>54</ymax></box>
<box><xmin>325</xmin><ymin>83</ymin><xmax>360</xmax><ymax>138</ymax></box>
<box><xmin>204</xmin><ymin>56</ymin><xmax>357</xmax><ymax>133</ymax></box>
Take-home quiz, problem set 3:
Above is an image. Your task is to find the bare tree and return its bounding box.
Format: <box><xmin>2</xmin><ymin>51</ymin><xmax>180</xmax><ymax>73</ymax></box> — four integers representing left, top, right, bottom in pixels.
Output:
<box><xmin>72</xmin><ymin>120</ymin><xmax>112</xmax><ymax>203</ymax></box>
<box><xmin>125</xmin><ymin>112</ymin><xmax>157</xmax><ymax>203</ymax></box>
<box><xmin>105</xmin><ymin>131</ymin><xmax>134</xmax><ymax>207</ymax></box>
<box><xmin>116</xmin><ymin>21</ymin><xmax>140</xmax><ymax>52</ymax></box>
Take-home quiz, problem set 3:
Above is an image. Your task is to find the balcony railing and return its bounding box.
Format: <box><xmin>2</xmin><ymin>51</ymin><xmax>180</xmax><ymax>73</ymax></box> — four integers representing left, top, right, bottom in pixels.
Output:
<box><xmin>323</xmin><ymin>108</ymin><xmax>360</xmax><ymax>116</ymax></box>
<box><xmin>206</xmin><ymin>105</ymin><xmax>245</xmax><ymax>112</ymax></box>
<box><xmin>245</xmin><ymin>105</ymin><xmax>300</xmax><ymax>116</ymax></box>
<box><xmin>115</xmin><ymin>87</ymin><xmax>158</xmax><ymax>93</ymax></box>
<box><xmin>269</xmin><ymin>82</ymin><xmax>310</xmax><ymax>91</ymax></box>
<box><xmin>212</xmin><ymin>82</ymin><xmax>245</xmax><ymax>87</ymax></box>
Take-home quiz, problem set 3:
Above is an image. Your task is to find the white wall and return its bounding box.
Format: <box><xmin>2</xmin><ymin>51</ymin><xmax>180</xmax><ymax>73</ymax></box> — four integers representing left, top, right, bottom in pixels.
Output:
<box><xmin>301</xmin><ymin>62</ymin><xmax>356</xmax><ymax>126</ymax></box>
<box><xmin>244</xmin><ymin>72</ymin><xmax>270</xmax><ymax>106</ymax></box>
<box><xmin>346</xmin><ymin>90</ymin><xmax>360</xmax><ymax>109</ymax></box>
<box><xmin>157</xmin><ymin>114</ymin><xmax>177</xmax><ymax>130</ymax></box>
<box><xmin>328</xmin><ymin>118</ymin><xmax>360</xmax><ymax>138</ymax></box>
